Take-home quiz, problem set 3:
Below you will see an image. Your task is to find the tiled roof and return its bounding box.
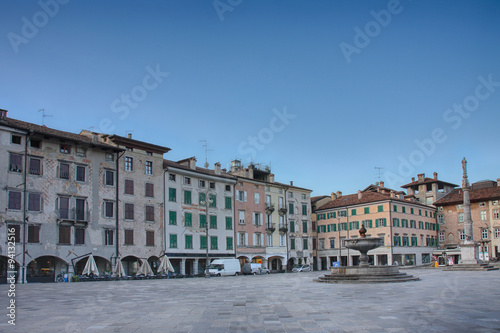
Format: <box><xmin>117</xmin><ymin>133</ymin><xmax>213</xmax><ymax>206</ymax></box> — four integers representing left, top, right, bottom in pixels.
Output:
<box><xmin>401</xmin><ymin>177</ymin><xmax>458</xmax><ymax>188</ymax></box>
<box><xmin>163</xmin><ymin>159</ymin><xmax>237</xmax><ymax>180</ymax></box>
<box><xmin>311</xmin><ymin>195</ymin><xmax>329</xmax><ymax>203</ymax></box>
<box><xmin>3</xmin><ymin>117</ymin><xmax>122</xmax><ymax>151</ymax></box>
<box><xmin>105</xmin><ymin>134</ymin><xmax>170</xmax><ymax>154</ymax></box>
<box><xmin>317</xmin><ymin>191</ymin><xmax>433</xmax><ymax>211</ymax></box>
<box><xmin>434</xmin><ymin>185</ymin><xmax>500</xmax><ymax>205</ymax></box>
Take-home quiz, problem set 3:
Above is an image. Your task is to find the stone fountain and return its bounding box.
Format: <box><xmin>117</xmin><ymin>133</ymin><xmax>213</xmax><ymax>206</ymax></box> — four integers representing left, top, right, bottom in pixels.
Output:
<box><xmin>315</xmin><ymin>225</ymin><xmax>419</xmax><ymax>283</ymax></box>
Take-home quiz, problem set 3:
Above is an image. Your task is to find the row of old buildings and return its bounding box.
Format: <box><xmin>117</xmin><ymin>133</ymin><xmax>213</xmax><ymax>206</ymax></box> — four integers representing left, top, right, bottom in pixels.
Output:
<box><xmin>1</xmin><ymin>109</ymin><xmax>499</xmax><ymax>283</ymax></box>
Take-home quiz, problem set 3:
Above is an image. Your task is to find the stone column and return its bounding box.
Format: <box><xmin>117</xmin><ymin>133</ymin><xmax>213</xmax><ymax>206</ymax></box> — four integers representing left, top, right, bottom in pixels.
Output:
<box><xmin>193</xmin><ymin>259</ymin><xmax>199</xmax><ymax>275</ymax></box>
<box><xmin>180</xmin><ymin>259</ymin><xmax>186</xmax><ymax>275</ymax></box>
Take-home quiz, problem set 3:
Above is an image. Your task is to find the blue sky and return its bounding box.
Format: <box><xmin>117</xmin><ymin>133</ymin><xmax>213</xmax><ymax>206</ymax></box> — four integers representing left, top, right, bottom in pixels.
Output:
<box><xmin>1</xmin><ymin>0</ymin><xmax>499</xmax><ymax>196</ymax></box>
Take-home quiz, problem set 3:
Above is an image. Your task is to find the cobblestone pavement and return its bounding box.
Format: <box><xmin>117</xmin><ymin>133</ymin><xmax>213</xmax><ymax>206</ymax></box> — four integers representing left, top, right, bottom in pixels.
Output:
<box><xmin>1</xmin><ymin>268</ymin><xmax>500</xmax><ymax>333</ymax></box>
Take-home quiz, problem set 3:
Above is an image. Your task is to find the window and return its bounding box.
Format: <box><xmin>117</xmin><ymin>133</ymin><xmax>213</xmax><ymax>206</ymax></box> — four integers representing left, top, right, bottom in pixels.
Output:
<box><xmin>199</xmin><ymin>192</ymin><xmax>206</xmax><ymax>206</ymax></box>
<box><xmin>11</xmin><ymin>135</ymin><xmax>22</xmax><ymax>144</ymax></box>
<box><xmin>254</xmin><ymin>233</ymin><xmax>263</xmax><ymax>246</ymax></box>
<box><xmin>9</xmin><ymin>153</ymin><xmax>22</xmax><ymax>173</ymax></box>
<box><xmin>338</xmin><ymin>210</ymin><xmax>347</xmax><ymax>217</ymax></box>
<box><xmin>169</xmin><ymin>174</ymin><xmax>176</xmax><ymax>182</ymax></box>
<box><xmin>410</xmin><ymin>208</ymin><xmax>414</xmax><ymax>214</ymax></box>
<box><xmin>226</xmin><ymin>217</ymin><xmax>232</xmax><ymax>230</ymax></box>
<box><xmin>393</xmin><ymin>205</ymin><xmax>397</xmax><ymax>212</ymax></box>
<box><xmin>438</xmin><ymin>214</ymin><xmax>444</xmax><ymax>224</ymax></box>
<box><xmin>168</xmin><ymin>211</ymin><xmax>177</xmax><ymax>225</ymax></box>
<box><xmin>76</xmin><ymin>147</ymin><xmax>86</xmax><ymax>157</ymax></box>
<box><xmin>124</xmin><ymin>230</ymin><xmax>134</xmax><ymax>245</ymax></box>
<box><xmin>225</xmin><ymin>197</ymin><xmax>232</xmax><ymax>209</ymax></box>
<box><xmin>458</xmin><ymin>213</ymin><xmax>464</xmax><ymax>222</ymax></box>
<box><xmin>393</xmin><ymin>235</ymin><xmax>401</xmax><ymax>246</ymax></box>
<box><xmin>145</xmin><ymin>183</ymin><xmax>154</xmax><ymax>197</ymax></box>
<box><xmin>402</xmin><ymin>206</ymin><xmax>406</xmax><ymax>213</ymax></box>
<box><xmin>145</xmin><ymin>161</ymin><xmax>153</xmax><ymax>175</ymax></box>
<box><xmin>59</xmin><ymin>225</ymin><xmax>71</xmax><ymax>244</ymax></box>
<box><xmin>146</xmin><ymin>205</ymin><xmax>155</xmax><ymax>222</ymax></box>
<box><xmin>378</xmin><ymin>205</ymin><xmax>383</xmax><ymax>212</ymax></box>
<box><xmin>238</xmin><ymin>211</ymin><xmax>245</xmax><ymax>224</ymax></box>
<box><xmin>253</xmin><ymin>212</ymin><xmax>262</xmax><ymax>226</ymax></box>
<box><xmin>439</xmin><ymin>231</ymin><xmax>445</xmax><ymax>242</ymax></box>
<box><xmin>7</xmin><ymin>225</ymin><xmax>21</xmax><ymax>243</ymax></box>
<box><xmin>125</xmin><ymin>203</ymin><xmax>134</xmax><ymax>220</ymax></box>
<box><xmin>226</xmin><ymin>237</ymin><xmax>233</xmax><ymax>250</ymax></box>
<box><xmin>60</xmin><ymin>144</ymin><xmax>71</xmax><ymax>154</ymax></box>
<box><xmin>209</xmin><ymin>182</ymin><xmax>215</xmax><ymax>189</ymax></box>
<box><xmin>238</xmin><ymin>232</ymin><xmax>246</xmax><ymax>246</ymax></box>
<box><xmin>330</xmin><ymin>238</ymin><xmax>335</xmax><ymax>248</ymax></box>
<box><xmin>459</xmin><ymin>230</ymin><xmax>465</xmax><ymax>241</ymax></box>
<box><xmin>237</xmin><ymin>190</ymin><xmax>247</xmax><ymax>202</ymax></box>
<box><xmin>185</xmin><ymin>234</ymin><xmax>193</xmax><ymax>249</ymax></box>
<box><xmin>184</xmin><ymin>190</ymin><xmax>192</xmax><ymax>204</ymax></box>
<box><xmin>209</xmin><ymin>194</ymin><xmax>216</xmax><ymax>208</ymax></box>
<box><xmin>302</xmin><ymin>204</ymin><xmax>308</xmax><ymax>216</ymax></box>
<box><xmin>364</xmin><ymin>207</ymin><xmax>369</xmax><ymax>214</ymax></box>
<box><xmin>200</xmin><ymin>235</ymin><xmax>207</xmax><ymax>249</ymax></box>
<box><xmin>290</xmin><ymin>221</ymin><xmax>295</xmax><ymax>232</ymax></box>
<box><xmin>495</xmin><ymin>228</ymin><xmax>500</xmax><ymax>239</ymax></box>
<box><xmin>75</xmin><ymin>228</ymin><xmax>85</xmax><ymax>245</ymax></box>
<box><xmin>124</xmin><ymin>179</ymin><xmax>134</xmax><ymax>195</ymax></box>
<box><xmin>104</xmin><ymin>201</ymin><xmax>114</xmax><ymax>218</ymax></box>
<box><xmin>267</xmin><ymin>234</ymin><xmax>273</xmax><ymax>246</ymax></box>
<box><xmin>302</xmin><ymin>221</ymin><xmax>308</xmax><ymax>234</ymax></box>
<box><xmin>351</xmin><ymin>208</ymin><xmax>357</xmax><ymax>216</ymax></box>
<box><xmin>57</xmin><ymin>196</ymin><xmax>70</xmax><ymax>219</ymax></box>
<box><xmin>200</xmin><ymin>214</ymin><xmax>207</xmax><ymax>228</ymax></box>
<box><xmin>29</xmin><ymin>157</ymin><xmax>41</xmax><ymax>175</ymax></box>
<box><xmin>28</xmin><ymin>193</ymin><xmax>41</xmax><ymax>212</ymax></box>
<box><xmin>290</xmin><ymin>238</ymin><xmax>296</xmax><ymax>250</ymax></box>
<box><xmin>481</xmin><ymin>229</ymin><xmax>488</xmax><ymax>239</ymax></box>
<box><xmin>411</xmin><ymin>236</ymin><xmax>418</xmax><ymax>246</ymax></box>
<box><xmin>225</xmin><ymin>185</ymin><xmax>231</xmax><ymax>192</ymax></box>
<box><xmin>480</xmin><ymin>211</ymin><xmax>487</xmax><ymax>221</ymax></box>
<box><xmin>210</xmin><ymin>236</ymin><xmax>218</xmax><ymax>250</ymax></box>
<box><xmin>169</xmin><ymin>188</ymin><xmax>176</xmax><ymax>202</ymax></box>
<box><xmin>185</xmin><ymin>212</ymin><xmax>192</xmax><ymax>227</ymax></box>
<box><xmin>28</xmin><ymin>225</ymin><xmax>40</xmax><ymax>243</ymax></box>
<box><xmin>104</xmin><ymin>170</ymin><xmax>114</xmax><ymax>186</ymax></box>
<box><xmin>303</xmin><ymin>238</ymin><xmax>308</xmax><ymax>250</ymax></box>
<box><xmin>199</xmin><ymin>179</ymin><xmax>205</xmax><ymax>187</ymax></box>
<box><xmin>146</xmin><ymin>231</ymin><xmax>155</xmax><ymax>246</ymax></box>
<box><xmin>184</xmin><ymin>177</ymin><xmax>191</xmax><ymax>185</ymax></box>
<box><xmin>289</xmin><ymin>191</ymin><xmax>294</xmax><ymax>198</ymax></box>
<box><xmin>254</xmin><ymin>193</ymin><xmax>260</xmax><ymax>204</ymax></box>
<box><xmin>75</xmin><ymin>198</ymin><xmax>86</xmax><ymax>220</ymax></box>
<box><xmin>105</xmin><ymin>153</ymin><xmax>114</xmax><ymax>162</ymax></box>
<box><xmin>105</xmin><ymin>229</ymin><xmax>114</xmax><ymax>246</ymax></box>
<box><xmin>30</xmin><ymin>138</ymin><xmax>41</xmax><ymax>148</ymax></box>
<box><xmin>8</xmin><ymin>191</ymin><xmax>21</xmax><ymax>210</ymax></box>
<box><xmin>289</xmin><ymin>203</ymin><xmax>294</xmax><ymax>215</ymax></box>
<box><xmin>59</xmin><ymin>163</ymin><xmax>70</xmax><ymax>179</ymax></box>
<box><xmin>494</xmin><ymin>209</ymin><xmax>499</xmax><ymax>219</ymax></box>
<box><xmin>279</xmin><ymin>197</ymin><xmax>284</xmax><ymax>209</ymax></box>
<box><xmin>76</xmin><ymin>165</ymin><xmax>86</xmax><ymax>182</ymax></box>
<box><xmin>125</xmin><ymin>156</ymin><xmax>133</xmax><ymax>171</ymax></box>
<box><xmin>210</xmin><ymin>215</ymin><xmax>217</xmax><ymax>229</ymax></box>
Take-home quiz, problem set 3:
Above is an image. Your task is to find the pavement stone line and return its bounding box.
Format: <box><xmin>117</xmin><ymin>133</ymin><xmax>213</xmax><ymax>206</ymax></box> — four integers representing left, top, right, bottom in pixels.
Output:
<box><xmin>1</xmin><ymin>269</ymin><xmax>500</xmax><ymax>333</ymax></box>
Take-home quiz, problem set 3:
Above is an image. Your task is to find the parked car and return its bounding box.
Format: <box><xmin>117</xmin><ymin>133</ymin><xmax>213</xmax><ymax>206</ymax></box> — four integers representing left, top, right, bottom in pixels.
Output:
<box><xmin>242</xmin><ymin>263</ymin><xmax>271</xmax><ymax>275</ymax></box>
<box><xmin>292</xmin><ymin>264</ymin><xmax>312</xmax><ymax>272</ymax></box>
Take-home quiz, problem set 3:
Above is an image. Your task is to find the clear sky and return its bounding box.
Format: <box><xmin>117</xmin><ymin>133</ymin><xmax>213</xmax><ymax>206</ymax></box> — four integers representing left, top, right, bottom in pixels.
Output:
<box><xmin>2</xmin><ymin>0</ymin><xmax>499</xmax><ymax>196</ymax></box>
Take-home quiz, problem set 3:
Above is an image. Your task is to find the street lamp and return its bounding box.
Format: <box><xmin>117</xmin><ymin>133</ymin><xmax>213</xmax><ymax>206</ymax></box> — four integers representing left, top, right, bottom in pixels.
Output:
<box><xmin>201</xmin><ymin>190</ymin><xmax>213</xmax><ymax>278</ymax></box>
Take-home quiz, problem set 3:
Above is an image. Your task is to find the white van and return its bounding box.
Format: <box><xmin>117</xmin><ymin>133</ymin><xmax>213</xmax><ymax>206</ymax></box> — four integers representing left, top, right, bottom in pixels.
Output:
<box><xmin>208</xmin><ymin>259</ymin><xmax>241</xmax><ymax>276</ymax></box>
<box><xmin>242</xmin><ymin>263</ymin><xmax>271</xmax><ymax>275</ymax></box>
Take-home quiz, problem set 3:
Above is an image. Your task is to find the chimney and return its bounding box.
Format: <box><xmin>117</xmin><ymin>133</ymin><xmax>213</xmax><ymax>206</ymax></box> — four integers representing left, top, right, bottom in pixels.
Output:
<box><xmin>390</xmin><ymin>190</ymin><xmax>395</xmax><ymax>198</ymax></box>
<box><xmin>290</xmin><ymin>181</ymin><xmax>293</xmax><ymax>186</ymax></box>
<box><xmin>418</xmin><ymin>173</ymin><xmax>425</xmax><ymax>181</ymax></box>
<box><xmin>127</xmin><ymin>133</ymin><xmax>132</xmax><ymax>139</ymax></box>
<box><xmin>222</xmin><ymin>168</ymin><xmax>227</xmax><ymax>173</ymax></box>
<box><xmin>433</xmin><ymin>172</ymin><xmax>438</xmax><ymax>180</ymax></box>
<box><xmin>411</xmin><ymin>177</ymin><xmax>415</xmax><ymax>182</ymax></box>
<box><xmin>497</xmin><ymin>178</ymin><xmax>500</xmax><ymax>187</ymax></box>
<box><xmin>379</xmin><ymin>181</ymin><xmax>384</xmax><ymax>188</ymax></box>
<box><xmin>269</xmin><ymin>174</ymin><xmax>275</xmax><ymax>183</ymax></box>
<box><xmin>0</xmin><ymin>109</ymin><xmax>7</xmax><ymax>121</ymax></box>
<box><xmin>214</xmin><ymin>162</ymin><xmax>221</xmax><ymax>175</ymax></box>
<box><xmin>331</xmin><ymin>192</ymin><xmax>337</xmax><ymax>200</ymax></box>
<box><xmin>190</xmin><ymin>157</ymin><xmax>196</xmax><ymax>170</ymax></box>
<box><xmin>358</xmin><ymin>190</ymin><xmax>362</xmax><ymax>199</ymax></box>
<box><xmin>336</xmin><ymin>191</ymin><xmax>342</xmax><ymax>198</ymax></box>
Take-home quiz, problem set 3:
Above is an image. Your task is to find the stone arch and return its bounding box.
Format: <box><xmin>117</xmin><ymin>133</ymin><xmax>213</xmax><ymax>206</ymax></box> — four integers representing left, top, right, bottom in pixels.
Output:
<box><xmin>27</xmin><ymin>255</ymin><xmax>69</xmax><ymax>283</ymax></box>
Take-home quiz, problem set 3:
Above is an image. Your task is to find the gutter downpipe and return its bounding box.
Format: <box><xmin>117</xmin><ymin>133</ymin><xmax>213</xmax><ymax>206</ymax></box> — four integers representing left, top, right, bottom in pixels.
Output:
<box><xmin>389</xmin><ymin>200</ymin><xmax>394</xmax><ymax>266</ymax></box>
<box><xmin>21</xmin><ymin>130</ymin><xmax>31</xmax><ymax>284</ymax></box>
<box><xmin>163</xmin><ymin>167</ymin><xmax>167</xmax><ymax>256</ymax></box>
<box><xmin>115</xmin><ymin>151</ymin><xmax>124</xmax><ymax>262</ymax></box>
<box><xmin>284</xmin><ymin>186</ymin><xmax>289</xmax><ymax>272</ymax></box>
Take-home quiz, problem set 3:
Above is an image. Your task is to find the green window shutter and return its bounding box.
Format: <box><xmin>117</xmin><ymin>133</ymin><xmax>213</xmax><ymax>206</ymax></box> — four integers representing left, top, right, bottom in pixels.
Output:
<box><xmin>349</xmin><ymin>222</ymin><xmax>352</xmax><ymax>230</ymax></box>
<box><xmin>184</xmin><ymin>190</ymin><xmax>191</xmax><ymax>204</ymax></box>
<box><xmin>419</xmin><ymin>209</ymin><xmax>422</xmax><ymax>216</ymax></box>
<box><xmin>210</xmin><ymin>236</ymin><xmax>218</xmax><ymax>250</ymax></box>
<box><xmin>383</xmin><ymin>218</ymin><xmax>387</xmax><ymax>227</ymax></box>
<box><xmin>169</xmin><ymin>188</ymin><xmax>176</xmax><ymax>202</ymax></box>
<box><xmin>375</xmin><ymin>219</ymin><xmax>379</xmax><ymax>227</ymax></box>
<box><xmin>185</xmin><ymin>212</ymin><xmax>192</xmax><ymax>227</ymax></box>
<box><xmin>352</xmin><ymin>209</ymin><xmax>356</xmax><ymax>216</ymax></box>
<box><xmin>378</xmin><ymin>205</ymin><xmax>383</xmax><ymax>212</ymax></box>
<box><xmin>355</xmin><ymin>221</ymin><xmax>359</xmax><ymax>229</ymax></box>
<box><xmin>200</xmin><ymin>214</ymin><xmax>207</xmax><ymax>228</ymax></box>
<box><xmin>291</xmin><ymin>238</ymin><xmax>295</xmax><ymax>250</ymax></box>
<box><xmin>209</xmin><ymin>194</ymin><xmax>217</xmax><ymax>208</ymax></box>
<box><xmin>289</xmin><ymin>203</ymin><xmax>294</xmax><ymax>214</ymax></box>
<box><xmin>210</xmin><ymin>215</ymin><xmax>217</xmax><ymax>229</ymax></box>
<box><xmin>411</xmin><ymin>208</ymin><xmax>414</xmax><ymax>214</ymax></box>
<box><xmin>225</xmin><ymin>217</ymin><xmax>232</xmax><ymax>230</ymax></box>
<box><xmin>317</xmin><ymin>226</ymin><xmax>320</xmax><ymax>233</ymax></box>
<box><xmin>364</xmin><ymin>207</ymin><xmax>369</xmax><ymax>214</ymax></box>
<box><xmin>393</xmin><ymin>205</ymin><xmax>397</xmax><ymax>212</ymax></box>
<box><xmin>185</xmin><ymin>234</ymin><xmax>193</xmax><ymax>249</ymax></box>
<box><xmin>302</xmin><ymin>205</ymin><xmax>307</xmax><ymax>215</ymax></box>
<box><xmin>302</xmin><ymin>221</ymin><xmax>308</xmax><ymax>233</ymax></box>
<box><xmin>333</xmin><ymin>224</ymin><xmax>337</xmax><ymax>232</ymax></box>
<box><xmin>290</xmin><ymin>221</ymin><xmax>295</xmax><ymax>233</ymax></box>
<box><xmin>225</xmin><ymin>196</ymin><xmax>232</xmax><ymax>209</ymax></box>
<box><xmin>200</xmin><ymin>235</ymin><xmax>207</xmax><ymax>249</ymax></box>
<box><xmin>402</xmin><ymin>206</ymin><xmax>406</xmax><ymax>213</ymax></box>
<box><xmin>169</xmin><ymin>211</ymin><xmax>177</xmax><ymax>225</ymax></box>
<box><xmin>303</xmin><ymin>238</ymin><xmax>308</xmax><ymax>250</ymax></box>
<box><xmin>169</xmin><ymin>234</ymin><xmax>177</xmax><ymax>248</ymax></box>
<box><xmin>199</xmin><ymin>193</ymin><xmax>206</xmax><ymax>206</ymax></box>
<box><xmin>333</xmin><ymin>212</ymin><xmax>337</xmax><ymax>218</ymax></box>
<box><xmin>226</xmin><ymin>237</ymin><xmax>233</xmax><ymax>250</ymax></box>
<box><xmin>327</xmin><ymin>224</ymin><xmax>331</xmax><ymax>232</ymax></box>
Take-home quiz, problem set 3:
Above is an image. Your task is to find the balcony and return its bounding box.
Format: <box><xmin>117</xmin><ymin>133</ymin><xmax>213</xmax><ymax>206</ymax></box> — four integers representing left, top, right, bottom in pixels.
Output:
<box><xmin>278</xmin><ymin>208</ymin><xmax>287</xmax><ymax>216</ymax></box>
<box><xmin>279</xmin><ymin>225</ymin><xmax>288</xmax><ymax>234</ymax></box>
<box><xmin>266</xmin><ymin>223</ymin><xmax>275</xmax><ymax>234</ymax></box>
<box><xmin>265</xmin><ymin>204</ymin><xmax>275</xmax><ymax>215</ymax></box>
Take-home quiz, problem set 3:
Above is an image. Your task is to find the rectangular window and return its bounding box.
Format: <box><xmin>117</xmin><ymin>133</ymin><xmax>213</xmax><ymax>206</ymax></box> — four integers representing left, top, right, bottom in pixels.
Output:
<box><xmin>238</xmin><ymin>211</ymin><xmax>245</xmax><ymax>224</ymax></box>
<box><xmin>184</xmin><ymin>190</ymin><xmax>192</xmax><ymax>204</ymax></box>
<box><xmin>200</xmin><ymin>235</ymin><xmax>207</xmax><ymax>249</ymax></box>
<box><xmin>481</xmin><ymin>229</ymin><xmax>488</xmax><ymax>239</ymax></box>
<box><xmin>185</xmin><ymin>234</ymin><xmax>193</xmax><ymax>249</ymax></box>
<box><xmin>57</xmin><ymin>196</ymin><xmax>70</xmax><ymax>219</ymax></box>
<box><xmin>8</xmin><ymin>191</ymin><xmax>22</xmax><ymax>210</ymax></box>
<box><xmin>209</xmin><ymin>182</ymin><xmax>215</xmax><ymax>189</ymax></box>
<box><xmin>124</xmin><ymin>230</ymin><xmax>134</xmax><ymax>245</ymax></box>
<box><xmin>290</xmin><ymin>221</ymin><xmax>295</xmax><ymax>233</ymax></box>
<box><xmin>146</xmin><ymin>230</ymin><xmax>155</xmax><ymax>246</ymax></box>
<box><xmin>494</xmin><ymin>228</ymin><xmax>500</xmax><ymax>239</ymax></box>
<box><xmin>75</xmin><ymin>228</ymin><xmax>85</xmax><ymax>245</ymax></box>
<box><xmin>378</xmin><ymin>205</ymin><xmax>383</xmax><ymax>212</ymax></box>
<box><xmin>302</xmin><ymin>221</ymin><xmax>308</xmax><ymax>234</ymax></box>
<box><xmin>411</xmin><ymin>208</ymin><xmax>414</xmax><ymax>214</ymax></box>
<box><xmin>11</xmin><ymin>135</ymin><xmax>22</xmax><ymax>144</ymax></box>
<box><xmin>402</xmin><ymin>206</ymin><xmax>406</xmax><ymax>213</ymax></box>
<box><xmin>226</xmin><ymin>237</ymin><xmax>233</xmax><ymax>250</ymax></box>
<box><xmin>104</xmin><ymin>170</ymin><xmax>114</xmax><ymax>186</ymax></box>
<box><xmin>364</xmin><ymin>207</ymin><xmax>369</xmax><ymax>214</ymax></box>
<box><xmin>302</xmin><ymin>204</ymin><xmax>308</xmax><ymax>215</ymax></box>
<box><xmin>28</xmin><ymin>225</ymin><xmax>40</xmax><ymax>243</ymax></box>
<box><xmin>439</xmin><ymin>231</ymin><xmax>445</xmax><ymax>242</ymax></box>
<box><xmin>59</xmin><ymin>163</ymin><xmax>70</xmax><ymax>179</ymax></box>
<box><xmin>9</xmin><ymin>153</ymin><xmax>22</xmax><ymax>173</ymax></box>
<box><xmin>59</xmin><ymin>225</ymin><xmax>71</xmax><ymax>244</ymax></box>
<box><xmin>169</xmin><ymin>174</ymin><xmax>176</xmax><ymax>182</ymax></box>
<box><xmin>125</xmin><ymin>203</ymin><xmax>134</xmax><ymax>220</ymax></box>
<box><xmin>169</xmin><ymin>234</ymin><xmax>177</xmax><ymax>248</ymax></box>
<box><xmin>291</xmin><ymin>238</ymin><xmax>296</xmax><ymax>250</ymax></box>
<box><xmin>199</xmin><ymin>192</ymin><xmax>206</xmax><ymax>205</ymax></box>
<box><xmin>185</xmin><ymin>212</ymin><xmax>192</xmax><ymax>227</ymax></box>
<box><xmin>494</xmin><ymin>209</ymin><xmax>499</xmax><ymax>219</ymax></box>
<box><xmin>351</xmin><ymin>208</ymin><xmax>357</xmax><ymax>216</ymax></box>
<box><xmin>200</xmin><ymin>214</ymin><xmax>207</xmax><ymax>228</ymax></box>
<box><xmin>237</xmin><ymin>190</ymin><xmax>247</xmax><ymax>202</ymax></box>
<box><xmin>226</xmin><ymin>217</ymin><xmax>232</xmax><ymax>230</ymax></box>
<box><xmin>225</xmin><ymin>196</ymin><xmax>232</xmax><ymax>209</ymax></box>
<box><xmin>125</xmin><ymin>156</ymin><xmax>133</xmax><ymax>171</ymax></box>
<box><xmin>254</xmin><ymin>192</ymin><xmax>260</xmax><ymax>204</ymax></box>
<box><xmin>480</xmin><ymin>211</ymin><xmax>487</xmax><ymax>221</ymax></box>
<box><xmin>30</xmin><ymin>138</ymin><xmax>41</xmax><ymax>148</ymax></box>
<box><xmin>169</xmin><ymin>188</ymin><xmax>176</xmax><ymax>202</ymax></box>
<box><xmin>76</xmin><ymin>165</ymin><xmax>85</xmax><ymax>182</ymax></box>
<box><xmin>146</xmin><ymin>205</ymin><xmax>155</xmax><ymax>222</ymax></box>
<box><xmin>458</xmin><ymin>213</ymin><xmax>464</xmax><ymax>222</ymax></box>
<box><xmin>253</xmin><ymin>212</ymin><xmax>261</xmax><ymax>226</ymax></box>
<box><xmin>199</xmin><ymin>179</ymin><xmax>205</xmax><ymax>187</ymax></box>
<box><xmin>104</xmin><ymin>201</ymin><xmax>114</xmax><ymax>218</ymax></box>
<box><xmin>393</xmin><ymin>205</ymin><xmax>397</xmax><ymax>212</ymax></box>
<box><xmin>289</xmin><ymin>203</ymin><xmax>294</xmax><ymax>214</ymax></box>
<box><xmin>184</xmin><ymin>177</ymin><xmax>191</xmax><ymax>185</ymax></box>
<box><xmin>60</xmin><ymin>144</ymin><xmax>71</xmax><ymax>154</ymax></box>
<box><xmin>76</xmin><ymin>147</ymin><xmax>86</xmax><ymax>157</ymax></box>
<box><xmin>28</xmin><ymin>192</ymin><xmax>41</xmax><ymax>211</ymax></box>
<box><xmin>209</xmin><ymin>194</ymin><xmax>217</xmax><ymax>208</ymax></box>
<box><xmin>145</xmin><ymin>183</ymin><xmax>154</xmax><ymax>197</ymax></box>
<box><xmin>105</xmin><ymin>153</ymin><xmax>114</xmax><ymax>162</ymax></box>
<box><xmin>145</xmin><ymin>161</ymin><xmax>153</xmax><ymax>175</ymax></box>
<box><xmin>105</xmin><ymin>229</ymin><xmax>114</xmax><ymax>246</ymax></box>
<box><xmin>303</xmin><ymin>238</ymin><xmax>308</xmax><ymax>250</ymax></box>
<box><xmin>210</xmin><ymin>215</ymin><xmax>217</xmax><ymax>229</ymax></box>
<box><xmin>124</xmin><ymin>179</ymin><xmax>134</xmax><ymax>195</ymax></box>
<box><xmin>29</xmin><ymin>158</ymin><xmax>41</xmax><ymax>175</ymax></box>
<box><xmin>75</xmin><ymin>198</ymin><xmax>86</xmax><ymax>220</ymax></box>
<box><xmin>238</xmin><ymin>232</ymin><xmax>246</xmax><ymax>246</ymax></box>
<box><xmin>210</xmin><ymin>236</ymin><xmax>218</xmax><ymax>250</ymax></box>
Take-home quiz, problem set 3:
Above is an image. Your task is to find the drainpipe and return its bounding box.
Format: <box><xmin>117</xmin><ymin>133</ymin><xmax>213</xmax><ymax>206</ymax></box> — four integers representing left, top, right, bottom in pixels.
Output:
<box><xmin>346</xmin><ymin>208</ymin><xmax>349</xmax><ymax>266</ymax></box>
<box><xmin>115</xmin><ymin>151</ymin><xmax>124</xmax><ymax>260</ymax></box>
<box><xmin>162</xmin><ymin>167</ymin><xmax>168</xmax><ymax>256</ymax></box>
<box><xmin>284</xmin><ymin>186</ymin><xmax>289</xmax><ymax>272</ymax></box>
<box><xmin>389</xmin><ymin>201</ymin><xmax>394</xmax><ymax>265</ymax></box>
<box><xmin>21</xmin><ymin>130</ymin><xmax>32</xmax><ymax>284</ymax></box>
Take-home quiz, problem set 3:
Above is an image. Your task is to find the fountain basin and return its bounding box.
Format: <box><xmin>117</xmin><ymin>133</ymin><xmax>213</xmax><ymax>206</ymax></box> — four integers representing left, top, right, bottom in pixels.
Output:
<box><xmin>343</xmin><ymin>237</ymin><xmax>384</xmax><ymax>253</ymax></box>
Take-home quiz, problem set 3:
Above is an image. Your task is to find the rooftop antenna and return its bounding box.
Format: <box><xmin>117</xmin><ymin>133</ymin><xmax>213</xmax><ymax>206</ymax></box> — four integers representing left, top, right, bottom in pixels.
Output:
<box><xmin>374</xmin><ymin>167</ymin><xmax>384</xmax><ymax>183</ymax></box>
<box><xmin>199</xmin><ymin>140</ymin><xmax>213</xmax><ymax>169</ymax></box>
<box><xmin>38</xmin><ymin>109</ymin><xmax>52</xmax><ymax>126</ymax></box>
